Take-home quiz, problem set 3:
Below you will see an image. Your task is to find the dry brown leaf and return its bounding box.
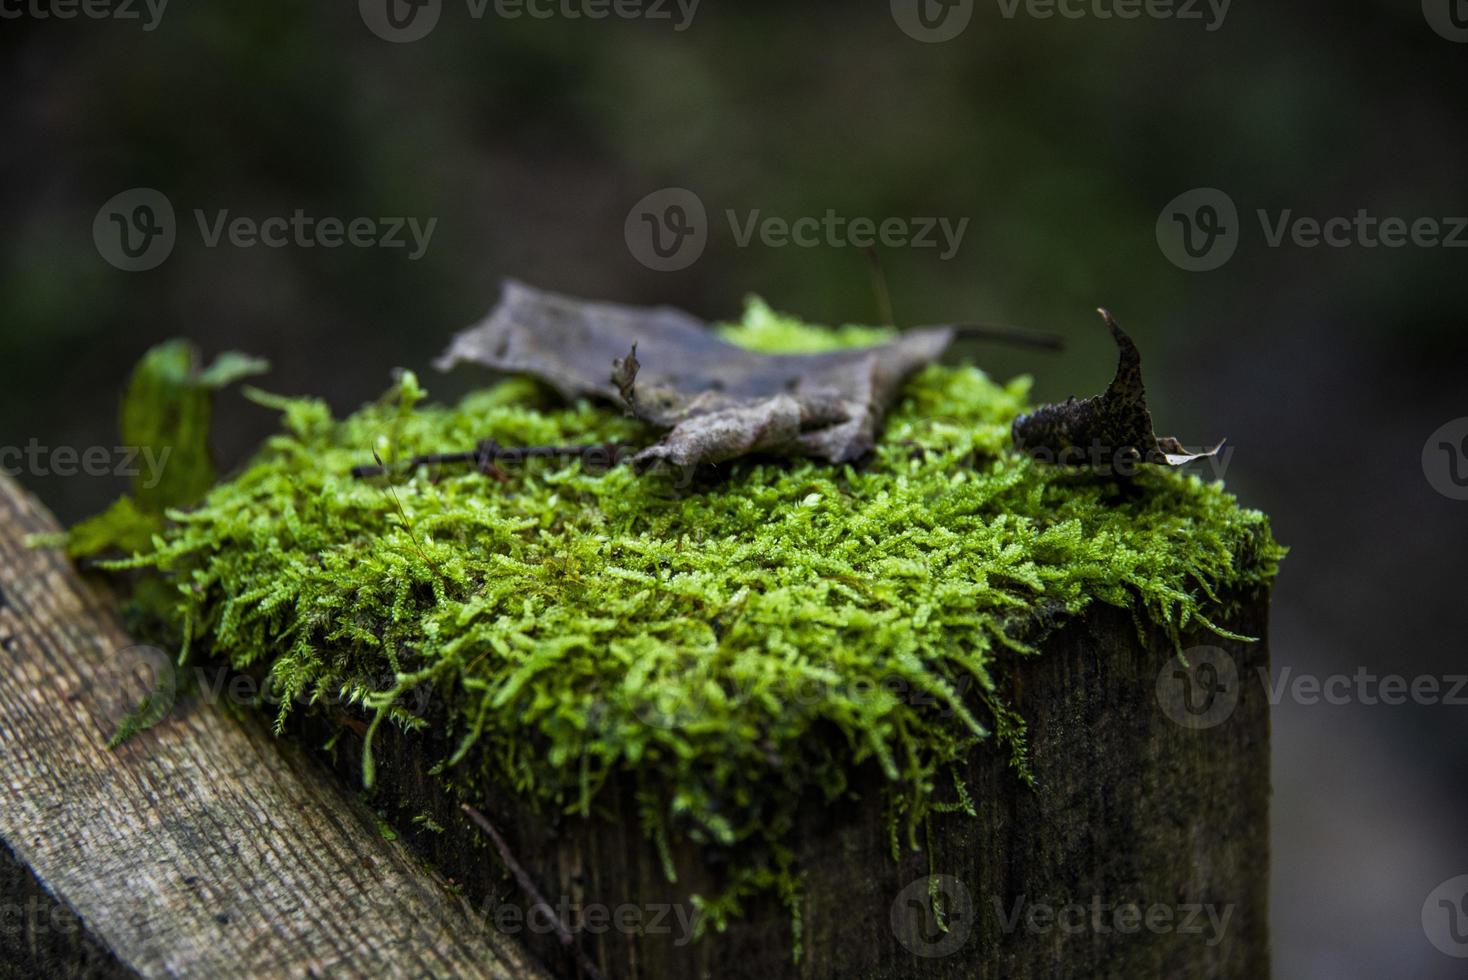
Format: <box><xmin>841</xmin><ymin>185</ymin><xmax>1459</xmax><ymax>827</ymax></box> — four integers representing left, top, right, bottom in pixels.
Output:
<box><xmin>1010</xmin><ymin>309</ymin><xmax>1223</xmax><ymax>473</ymax></box>
<box><xmin>436</xmin><ymin>281</ymin><xmax>957</xmax><ymax>467</ymax></box>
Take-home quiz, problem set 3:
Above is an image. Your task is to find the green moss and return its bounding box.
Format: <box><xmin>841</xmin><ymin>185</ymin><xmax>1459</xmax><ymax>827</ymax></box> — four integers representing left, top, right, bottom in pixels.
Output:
<box><xmin>107</xmin><ymin>298</ymin><xmax>1282</xmax><ymax>946</ymax></box>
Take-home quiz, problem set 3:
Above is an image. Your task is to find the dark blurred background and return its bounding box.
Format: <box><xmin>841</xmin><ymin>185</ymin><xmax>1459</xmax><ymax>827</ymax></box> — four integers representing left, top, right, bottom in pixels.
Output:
<box><xmin>2</xmin><ymin>2</ymin><xmax>1466</xmax><ymax>976</ymax></box>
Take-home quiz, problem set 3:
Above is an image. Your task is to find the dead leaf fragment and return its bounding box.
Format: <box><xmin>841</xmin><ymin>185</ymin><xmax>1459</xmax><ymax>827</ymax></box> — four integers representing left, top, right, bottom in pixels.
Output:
<box><xmin>1010</xmin><ymin>309</ymin><xmax>1223</xmax><ymax>473</ymax></box>
<box><xmin>436</xmin><ymin>280</ymin><xmax>955</xmax><ymax>467</ymax></box>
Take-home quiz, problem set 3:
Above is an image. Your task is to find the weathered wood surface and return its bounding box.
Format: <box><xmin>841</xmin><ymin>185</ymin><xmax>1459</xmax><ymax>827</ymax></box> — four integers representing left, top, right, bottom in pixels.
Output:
<box><xmin>0</xmin><ymin>473</ymin><xmax>550</xmax><ymax>980</ymax></box>
<box><xmin>326</xmin><ymin>585</ymin><xmax>1273</xmax><ymax>978</ymax></box>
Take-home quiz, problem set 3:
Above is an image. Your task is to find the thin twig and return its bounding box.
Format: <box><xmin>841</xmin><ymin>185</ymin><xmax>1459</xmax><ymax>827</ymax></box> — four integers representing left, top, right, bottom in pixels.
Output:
<box><xmin>941</xmin><ymin>323</ymin><xmax>1066</xmax><ymax>351</ymax></box>
<box><xmin>353</xmin><ymin>440</ymin><xmax>636</xmax><ymax>480</ymax></box>
<box><xmin>461</xmin><ymin>803</ymin><xmax>607</xmax><ymax>980</ymax></box>
<box><xmin>371</xmin><ymin>451</ymin><xmax>439</xmax><ymax>571</ymax></box>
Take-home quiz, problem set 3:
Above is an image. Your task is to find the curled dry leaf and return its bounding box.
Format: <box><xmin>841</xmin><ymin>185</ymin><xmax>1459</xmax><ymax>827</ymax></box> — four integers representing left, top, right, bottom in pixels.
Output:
<box><xmin>1010</xmin><ymin>309</ymin><xmax>1223</xmax><ymax>473</ymax></box>
<box><xmin>436</xmin><ymin>280</ymin><xmax>958</xmax><ymax>468</ymax></box>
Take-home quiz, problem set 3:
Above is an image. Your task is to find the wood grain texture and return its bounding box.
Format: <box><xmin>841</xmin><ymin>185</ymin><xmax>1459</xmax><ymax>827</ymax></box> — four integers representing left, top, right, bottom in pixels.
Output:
<box><xmin>0</xmin><ymin>473</ymin><xmax>550</xmax><ymax>980</ymax></box>
<box><xmin>319</xmin><ymin>584</ymin><xmax>1273</xmax><ymax>979</ymax></box>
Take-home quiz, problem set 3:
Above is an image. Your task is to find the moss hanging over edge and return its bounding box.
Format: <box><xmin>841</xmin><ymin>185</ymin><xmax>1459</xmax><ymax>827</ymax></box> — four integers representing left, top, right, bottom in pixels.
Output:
<box><xmin>94</xmin><ymin>299</ymin><xmax>1284</xmax><ymax>953</ymax></box>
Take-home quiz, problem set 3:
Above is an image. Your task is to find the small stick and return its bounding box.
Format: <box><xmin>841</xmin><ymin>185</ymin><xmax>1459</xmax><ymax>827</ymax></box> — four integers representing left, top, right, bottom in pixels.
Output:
<box><xmin>352</xmin><ymin>440</ymin><xmax>635</xmax><ymax>479</ymax></box>
<box><xmin>370</xmin><ymin>451</ymin><xmax>439</xmax><ymax>570</ymax></box>
<box><xmin>462</xmin><ymin>804</ymin><xmax>607</xmax><ymax>980</ymax></box>
<box><xmin>941</xmin><ymin>323</ymin><xmax>1066</xmax><ymax>351</ymax></box>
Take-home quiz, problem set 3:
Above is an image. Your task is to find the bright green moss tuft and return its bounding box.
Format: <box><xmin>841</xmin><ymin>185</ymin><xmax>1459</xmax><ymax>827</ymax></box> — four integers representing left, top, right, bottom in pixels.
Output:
<box><xmin>110</xmin><ymin>298</ymin><xmax>1282</xmax><ymax>942</ymax></box>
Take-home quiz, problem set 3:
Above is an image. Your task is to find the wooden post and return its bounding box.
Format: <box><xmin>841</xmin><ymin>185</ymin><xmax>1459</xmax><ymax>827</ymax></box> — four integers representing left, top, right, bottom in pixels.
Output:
<box><xmin>0</xmin><ymin>471</ymin><xmax>1271</xmax><ymax>979</ymax></box>
<box><xmin>315</xmin><ymin>577</ymin><xmax>1274</xmax><ymax>978</ymax></box>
